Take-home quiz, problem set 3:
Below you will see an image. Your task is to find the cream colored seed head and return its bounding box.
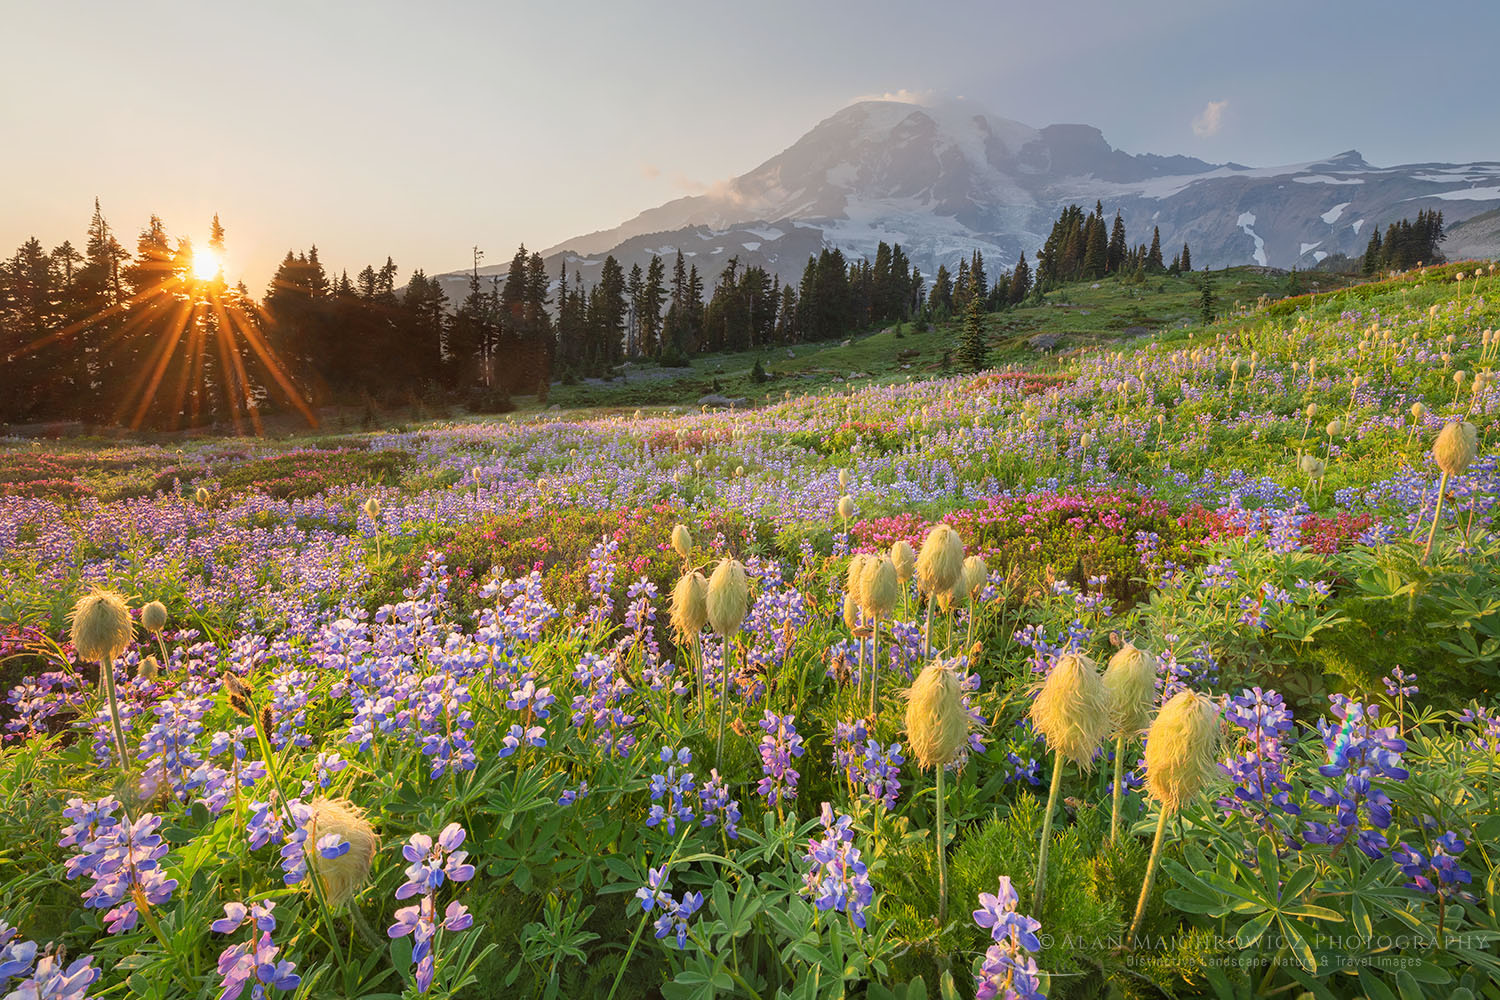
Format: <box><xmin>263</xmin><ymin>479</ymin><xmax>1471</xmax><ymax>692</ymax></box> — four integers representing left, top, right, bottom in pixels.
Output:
<box><xmin>70</xmin><ymin>590</ymin><xmax>134</xmax><ymax>664</ymax></box>
<box><xmin>861</xmin><ymin>555</ymin><xmax>900</xmax><ymax>619</ymax></box>
<box><xmin>904</xmin><ymin>659</ymin><xmax>969</xmax><ymax>771</ymax></box>
<box><xmin>915</xmin><ymin>523</ymin><xmax>964</xmax><ymax>596</ymax></box>
<box><xmin>1030</xmin><ymin>652</ymin><xmax>1111</xmax><ymax>769</ymax></box>
<box><xmin>706</xmin><ymin>558</ymin><xmax>749</xmax><ymax>636</ymax></box>
<box><xmin>1102</xmin><ymin>642</ymin><xmax>1158</xmax><ymax>739</ymax></box>
<box><xmin>670</xmin><ymin>524</ymin><xmax>692</xmax><ymax>560</ymax></box>
<box><xmin>1143</xmin><ymin>690</ymin><xmax>1224</xmax><ymax>815</ymax></box>
<box><xmin>890</xmin><ymin>540</ymin><xmax>916</xmax><ymax>583</ymax></box>
<box><xmin>670</xmin><ymin>571</ymin><xmax>709</xmax><ymax>638</ymax></box>
<box><xmin>1433</xmin><ymin>421</ymin><xmax>1478</xmax><ymax>476</ymax></box>
<box><xmin>304</xmin><ymin>798</ymin><xmax>379</xmax><ymax>907</ymax></box>
<box><xmin>141</xmin><ymin>600</ymin><xmax>168</xmax><ymax>634</ymax></box>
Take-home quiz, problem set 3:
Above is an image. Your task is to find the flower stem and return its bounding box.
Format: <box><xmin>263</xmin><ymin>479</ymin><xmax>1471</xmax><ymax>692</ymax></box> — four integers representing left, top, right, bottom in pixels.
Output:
<box><xmin>1110</xmin><ymin>733</ymin><xmax>1126</xmax><ymax>844</ymax></box>
<box><xmin>1423</xmin><ymin>470</ymin><xmax>1451</xmax><ymax>563</ymax></box>
<box><xmin>935</xmin><ymin>764</ymin><xmax>948</xmax><ymax>925</ymax></box>
<box><xmin>99</xmin><ymin>653</ymin><xmax>133</xmax><ymax>783</ymax></box>
<box><xmin>1034</xmin><ymin>752</ymin><xmax>1064</xmax><ymax>912</ymax></box>
<box><xmin>1129</xmin><ymin>806</ymin><xmax>1170</xmax><ymax>945</ymax></box>
<box><xmin>715</xmin><ymin>635</ymin><xmax>733</xmax><ymax>770</ymax></box>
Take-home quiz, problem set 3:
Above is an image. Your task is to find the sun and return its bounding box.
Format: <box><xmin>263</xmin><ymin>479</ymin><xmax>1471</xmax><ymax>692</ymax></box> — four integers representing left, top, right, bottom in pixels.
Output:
<box><xmin>191</xmin><ymin>246</ymin><xmax>222</xmax><ymax>281</ymax></box>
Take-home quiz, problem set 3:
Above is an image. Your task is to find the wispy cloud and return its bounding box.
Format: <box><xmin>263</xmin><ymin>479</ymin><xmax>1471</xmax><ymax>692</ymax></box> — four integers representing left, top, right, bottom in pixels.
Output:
<box><xmin>1192</xmin><ymin>99</ymin><xmax>1229</xmax><ymax>137</ymax></box>
<box><xmin>639</xmin><ymin>163</ymin><xmax>662</xmax><ymax>180</ymax></box>
<box><xmin>852</xmin><ymin>88</ymin><xmax>938</xmax><ymax>106</ymax></box>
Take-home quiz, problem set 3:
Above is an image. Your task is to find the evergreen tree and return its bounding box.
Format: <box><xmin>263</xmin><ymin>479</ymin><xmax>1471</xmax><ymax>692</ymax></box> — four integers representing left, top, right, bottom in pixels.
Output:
<box><xmin>1008</xmin><ymin>252</ymin><xmax>1032</xmax><ymax>305</ymax></box>
<box><xmin>1180</xmin><ymin>243</ymin><xmax>1192</xmax><ymax>272</ymax></box>
<box><xmin>927</xmin><ymin>265</ymin><xmax>953</xmax><ymax>317</ymax></box>
<box><xmin>1147</xmin><ymin>227</ymin><xmax>1165</xmax><ymax>272</ymax></box>
<box><xmin>957</xmin><ymin>287</ymin><xmax>988</xmax><ymax>372</ymax></box>
<box><xmin>1106</xmin><ymin>211</ymin><xmax>1127</xmax><ymax>274</ymax></box>
<box><xmin>640</xmin><ymin>255</ymin><xmax>666</xmax><ymax>356</ymax></box>
<box><xmin>1363</xmin><ymin>230</ymin><xmax>1383</xmax><ymax>274</ymax></box>
<box><xmin>1198</xmin><ymin>270</ymin><xmax>1215</xmax><ymax>323</ymax></box>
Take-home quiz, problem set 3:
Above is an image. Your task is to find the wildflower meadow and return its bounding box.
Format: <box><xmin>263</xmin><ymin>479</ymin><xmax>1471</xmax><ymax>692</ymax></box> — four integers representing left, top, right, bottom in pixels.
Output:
<box><xmin>2</xmin><ymin>262</ymin><xmax>1500</xmax><ymax>999</ymax></box>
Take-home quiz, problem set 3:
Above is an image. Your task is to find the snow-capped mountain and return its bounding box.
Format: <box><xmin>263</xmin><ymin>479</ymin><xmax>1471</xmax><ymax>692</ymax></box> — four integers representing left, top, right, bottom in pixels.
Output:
<box><xmin>435</xmin><ymin>97</ymin><xmax>1500</xmax><ymax>301</ymax></box>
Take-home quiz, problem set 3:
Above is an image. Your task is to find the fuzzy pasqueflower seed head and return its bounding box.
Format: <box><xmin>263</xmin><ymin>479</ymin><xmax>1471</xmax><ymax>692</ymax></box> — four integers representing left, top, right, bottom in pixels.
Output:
<box><xmin>1030</xmin><ymin>652</ymin><xmax>1110</xmax><ymax>769</ymax></box>
<box><xmin>1410</xmin><ymin>401</ymin><xmax>1427</xmax><ymax>421</ymax></box>
<box><xmin>845</xmin><ymin>553</ymin><xmax>873</xmax><ymax>606</ymax></box>
<box><xmin>842</xmin><ymin>592</ymin><xmax>861</xmax><ymax>633</ymax></box>
<box><xmin>139</xmin><ymin>655</ymin><xmax>160</xmax><ymax>681</ymax></box>
<box><xmin>861</xmin><ymin>555</ymin><xmax>900</xmax><ymax>619</ymax></box>
<box><xmin>960</xmin><ymin>555</ymin><xmax>987</xmax><ymax>600</ymax></box>
<box><xmin>362</xmin><ymin>497</ymin><xmax>381</xmax><ymax>519</ymax></box>
<box><xmin>890</xmin><ymin>540</ymin><xmax>916</xmax><ymax>583</ymax></box>
<box><xmin>836</xmin><ymin>495</ymin><xmax>855</xmax><ymax>521</ymax></box>
<box><xmin>706</xmin><ymin>558</ymin><xmax>749</xmax><ymax>636</ymax></box>
<box><xmin>670</xmin><ymin>571</ymin><xmax>709</xmax><ymax>638</ymax></box>
<box><xmin>904</xmin><ymin>659</ymin><xmax>969</xmax><ymax>770</ymax></box>
<box><xmin>915</xmin><ymin>523</ymin><xmax>964</xmax><ymax>596</ymax></box>
<box><xmin>1144</xmin><ymin>690</ymin><xmax>1224</xmax><ymax>815</ymax></box>
<box><xmin>1102</xmin><ymin>642</ymin><xmax>1158</xmax><ymax>739</ymax></box>
<box><xmin>1433</xmin><ymin>420</ymin><xmax>1478</xmax><ymax>476</ymax></box>
<box><xmin>1304</xmin><ymin>402</ymin><xmax>1317</xmax><ymax>419</ymax></box>
<box><xmin>1325</xmin><ymin>419</ymin><xmax>1342</xmax><ymax>438</ymax></box>
<box><xmin>195</xmin><ymin>486</ymin><xmax>211</xmax><ymax>505</ymax></box>
<box><xmin>670</xmin><ymin>524</ymin><xmax>692</xmax><ymax>560</ymax></box>
<box><xmin>140</xmin><ymin>600</ymin><xmax>168</xmax><ymax>634</ymax></box>
<box><xmin>1299</xmin><ymin>454</ymin><xmax>1326</xmax><ymax>480</ymax></box>
<box><xmin>305</xmin><ymin>798</ymin><xmax>378</xmax><ymax>907</ymax></box>
<box><xmin>69</xmin><ymin>590</ymin><xmax>134</xmax><ymax>664</ymax></box>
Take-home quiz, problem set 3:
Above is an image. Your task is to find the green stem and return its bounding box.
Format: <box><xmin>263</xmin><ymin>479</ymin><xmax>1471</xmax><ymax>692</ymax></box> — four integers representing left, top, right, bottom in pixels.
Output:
<box><xmin>716</xmin><ymin>634</ymin><xmax>733</xmax><ymax>770</ymax></box>
<box><xmin>935</xmin><ymin>764</ymin><xmax>948</xmax><ymax>925</ymax></box>
<box><xmin>1129</xmin><ymin>807</ymin><xmax>1171</xmax><ymax>945</ymax></box>
<box><xmin>1034</xmin><ymin>753</ymin><xmax>1064</xmax><ymax>912</ymax></box>
<box><xmin>1110</xmin><ymin>733</ymin><xmax>1126</xmax><ymax>844</ymax></box>
<box><xmin>868</xmin><ymin>618</ymin><xmax>880</xmax><ymax>717</ymax></box>
<box><xmin>252</xmin><ymin>705</ymin><xmax>349</xmax><ymax>978</ymax></box>
<box><xmin>1422</xmin><ymin>470</ymin><xmax>1451</xmax><ymax>563</ymax></box>
<box><xmin>99</xmin><ymin>653</ymin><xmax>133</xmax><ymax>784</ymax></box>
<box><xmin>923</xmin><ymin>597</ymin><xmax>935</xmax><ymax>660</ymax></box>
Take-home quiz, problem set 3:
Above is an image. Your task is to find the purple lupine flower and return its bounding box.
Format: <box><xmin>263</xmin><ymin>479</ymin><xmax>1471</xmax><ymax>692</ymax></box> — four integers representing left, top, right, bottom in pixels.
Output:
<box><xmin>3</xmin><ymin>950</ymin><xmax>99</xmax><ymax>1000</ymax></box>
<box><xmin>59</xmin><ymin>805</ymin><xmax>177</xmax><ymax>935</ymax></box>
<box><xmin>1392</xmin><ymin>831</ymin><xmax>1476</xmax><ymax>903</ymax></box>
<box><xmin>756</xmin><ymin>711</ymin><xmax>805</xmax><ymax>806</ymax></box>
<box><xmin>646</xmin><ymin>746</ymin><xmax>696</xmax><ymax>836</ymax></box>
<box><xmin>802</xmin><ymin>804</ymin><xmax>875</xmax><ymax>929</ymax></box>
<box><xmin>1304</xmin><ymin>695</ymin><xmax>1408</xmax><ymax>858</ymax></box>
<box><xmin>0</xmin><ymin>922</ymin><xmax>38</xmax><ymax>984</ymax></box>
<box><xmin>631</xmin><ymin>866</ymin><xmax>703</xmax><ymax>950</ymax></box>
<box><xmin>697</xmin><ymin>770</ymin><xmax>741</xmax><ymax>839</ymax></box>
<box><xmin>214</xmin><ymin>931</ymin><xmax>300</xmax><ymax>1000</ymax></box>
<box><xmin>1219</xmin><ymin>688</ymin><xmax>1301</xmax><ymax>849</ymax></box>
<box><xmin>389</xmin><ymin>823</ymin><xmax>477</xmax><ymax>994</ymax></box>
<box><xmin>972</xmin><ymin>875</ymin><xmax>1046</xmax><ymax>1000</ymax></box>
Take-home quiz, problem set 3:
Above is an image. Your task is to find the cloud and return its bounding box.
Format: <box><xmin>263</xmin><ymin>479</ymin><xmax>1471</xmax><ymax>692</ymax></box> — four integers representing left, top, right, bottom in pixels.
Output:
<box><xmin>852</xmin><ymin>88</ymin><xmax>938</xmax><ymax>106</ymax></box>
<box><xmin>639</xmin><ymin>163</ymin><xmax>661</xmax><ymax>180</ymax></box>
<box><xmin>1192</xmin><ymin>99</ymin><xmax>1229</xmax><ymax>137</ymax></box>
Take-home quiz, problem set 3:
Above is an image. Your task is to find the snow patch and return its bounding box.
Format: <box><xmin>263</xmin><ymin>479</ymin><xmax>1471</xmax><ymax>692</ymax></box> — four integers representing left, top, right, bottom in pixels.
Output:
<box><xmin>1313</xmin><ymin>251</ymin><xmax>1329</xmax><ymax>263</ymax></box>
<box><xmin>1352</xmin><ymin>218</ymin><xmax>1365</xmax><ymax>235</ymax></box>
<box><xmin>741</xmin><ymin>241</ymin><xmax>762</xmax><ymax>251</ymax></box>
<box><xmin>1300</xmin><ymin>241</ymin><xmax>1322</xmax><ymax>256</ymax></box>
<box><xmin>1421</xmin><ymin>186</ymin><xmax>1500</xmax><ymax>201</ymax></box>
<box><xmin>1321</xmin><ymin>202</ymin><xmax>1350</xmax><ymax>224</ymax></box>
<box><xmin>1292</xmin><ymin>174</ymin><xmax>1365</xmax><ymax>185</ymax></box>
<box><xmin>1237</xmin><ymin>213</ymin><xmax>1268</xmax><ymax>266</ymax></box>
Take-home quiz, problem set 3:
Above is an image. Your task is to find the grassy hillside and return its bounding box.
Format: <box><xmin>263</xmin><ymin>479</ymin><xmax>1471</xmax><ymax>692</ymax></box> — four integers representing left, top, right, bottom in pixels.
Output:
<box><xmin>547</xmin><ymin>266</ymin><xmax>1357</xmax><ymax>410</ymax></box>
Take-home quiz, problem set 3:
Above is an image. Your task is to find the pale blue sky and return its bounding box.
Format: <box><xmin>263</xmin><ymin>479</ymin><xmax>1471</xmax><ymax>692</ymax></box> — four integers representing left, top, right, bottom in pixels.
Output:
<box><xmin>4</xmin><ymin>0</ymin><xmax>1496</xmax><ymax>291</ymax></box>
